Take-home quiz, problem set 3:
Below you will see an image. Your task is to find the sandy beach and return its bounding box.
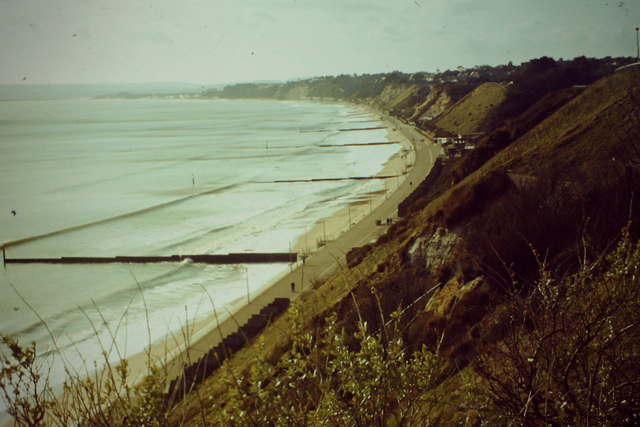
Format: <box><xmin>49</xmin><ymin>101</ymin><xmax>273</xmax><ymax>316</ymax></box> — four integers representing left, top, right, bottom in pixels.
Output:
<box><xmin>124</xmin><ymin>109</ymin><xmax>442</xmax><ymax>390</ymax></box>
<box><xmin>0</xmin><ymin>109</ymin><xmax>440</xmax><ymax>427</ymax></box>
<box><xmin>295</xmin><ymin>121</ymin><xmax>414</xmax><ymax>255</ymax></box>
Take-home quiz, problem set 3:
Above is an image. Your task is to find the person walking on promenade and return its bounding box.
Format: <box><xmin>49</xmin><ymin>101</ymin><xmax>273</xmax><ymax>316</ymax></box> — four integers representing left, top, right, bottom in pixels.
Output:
<box><xmin>291</xmin><ymin>282</ymin><xmax>296</xmax><ymax>292</ymax></box>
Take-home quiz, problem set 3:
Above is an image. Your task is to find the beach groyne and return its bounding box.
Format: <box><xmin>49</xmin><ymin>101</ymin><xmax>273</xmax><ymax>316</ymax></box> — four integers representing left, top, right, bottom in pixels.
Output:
<box><xmin>166</xmin><ymin>297</ymin><xmax>290</xmax><ymax>403</ymax></box>
<box><xmin>267</xmin><ymin>175</ymin><xmax>399</xmax><ymax>184</ymax></box>
<box><xmin>2</xmin><ymin>252</ymin><xmax>297</xmax><ymax>265</ymax></box>
<box><xmin>317</xmin><ymin>140</ymin><xmax>400</xmax><ymax>147</ymax></box>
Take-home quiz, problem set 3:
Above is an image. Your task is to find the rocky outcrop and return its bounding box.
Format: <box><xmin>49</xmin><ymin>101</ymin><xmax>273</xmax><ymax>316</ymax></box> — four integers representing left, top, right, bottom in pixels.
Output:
<box><xmin>406</xmin><ymin>227</ymin><xmax>462</xmax><ymax>271</ymax></box>
<box><xmin>408</xmin><ymin>274</ymin><xmax>494</xmax><ymax>362</ymax></box>
<box><xmin>405</xmin><ymin>227</ymin><xmax>495</xmax><ymax>361</ymax></box>
<box><xmin>410</xmin><ymin>88</ymin><xmax>454</xmax><ymax>122</ymax></box>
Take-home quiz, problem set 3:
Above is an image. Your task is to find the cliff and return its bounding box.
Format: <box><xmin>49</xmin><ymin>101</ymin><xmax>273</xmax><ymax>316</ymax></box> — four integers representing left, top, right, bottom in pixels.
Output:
<box><xmin>434</xmin><ymin>82</ymin><xmax>507</xmax><ymax>134</ymax></box>
<box><xmin>405</xmin><ymin>66</ymin><xmax>640</xmax><ymax>349</ymax></box>
<box><xmin>166</xmin><ymin>62</ymin><xmax>640</xmax><ymax>422</ymax></box>
<box><xmin>3</xmin><ymin>58</ymin><xmax>640</xmax><ymax>427</ymax></box>
<box><xmin>409</xmin><ymin>87</ymin><xmax>454</xmax><ymax>122</ymax></box>
<box><xmin>162</xmin><ymin>60</ymin><xmax>640</xmax><ymax>425</ymax></box>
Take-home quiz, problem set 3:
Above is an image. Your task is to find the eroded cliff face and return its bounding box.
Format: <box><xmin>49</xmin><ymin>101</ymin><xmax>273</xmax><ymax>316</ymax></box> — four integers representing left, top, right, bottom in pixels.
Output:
<box><xmin>401</xmin><ymin>70</ymin><xmax>640</xmax><ymax>368</ymax></box>
<box><xmin>405</xmin><ymin>227</ymin><xmax>495</xmax><ymax>363</ymax></box>
<box><xmin>406</xmin><ymin>226</ymin><xmax>461</xmax><ymax>271</ymax></box>
<box><xmin>369</xmin><ymin>83</ymin><xmax>420</xmax><ymax>112</ymax></box>
<box><xmin>279</xmin><ymin>84</ymin><xmax>310</xmax><ymax>100</ymax></box>
<box><xmin>410</xmin><ymin>88</ymin><xmax>454</xmax><ymax>122</ymax></box>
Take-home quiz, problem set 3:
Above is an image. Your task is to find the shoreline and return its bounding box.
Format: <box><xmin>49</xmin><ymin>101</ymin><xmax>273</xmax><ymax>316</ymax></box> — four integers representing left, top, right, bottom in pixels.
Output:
<box><xmin>0</xmin><ymin>105</ymin><xmax>439</xmax><ymax>426</ymax></box>
<box><xmin>295</xmin><ymin>117</ymin><xmax>413</xmax><ymax>256</ymax></box>
<box><xmin>124</xmin><ymin>107</ymin><xmax>416</xmax><ymax>385</ymax></box>
<box><xmin>126</xmin><ymin>106</ymin><xmax>437</xmax><ymax>391</ymax></box>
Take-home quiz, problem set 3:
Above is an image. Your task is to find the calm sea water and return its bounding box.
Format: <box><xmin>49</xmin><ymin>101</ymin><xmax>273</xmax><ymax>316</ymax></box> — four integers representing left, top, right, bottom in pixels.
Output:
<box><xmin>0</xmin><ymin>98</ymin><xmax>397</xmax><ymax>384</ymax></box>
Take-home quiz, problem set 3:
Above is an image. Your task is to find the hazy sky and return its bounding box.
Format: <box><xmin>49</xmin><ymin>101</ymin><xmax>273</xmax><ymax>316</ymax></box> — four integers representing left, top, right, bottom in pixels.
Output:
<box><xmin>1</xmin><ymin>0</ymin><xmax>638</xmax><ymax>85</ymax></box>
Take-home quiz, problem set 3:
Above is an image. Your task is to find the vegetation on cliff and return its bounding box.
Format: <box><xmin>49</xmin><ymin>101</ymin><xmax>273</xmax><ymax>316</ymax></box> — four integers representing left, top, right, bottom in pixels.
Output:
<box><xmin>186</xmin><ymin>59</ymin><xmax>640</xmax><ymax>424</ymax></box>
<box><xmin>212</xmin><ymin>56</ymin><xmax>633</xmax><ymax>120</ymax></box>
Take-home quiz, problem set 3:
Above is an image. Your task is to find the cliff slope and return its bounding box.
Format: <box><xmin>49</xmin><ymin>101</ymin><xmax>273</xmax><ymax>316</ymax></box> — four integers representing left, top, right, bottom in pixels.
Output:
<box><xmin>399</xmin><ymin>69</ymin><xmax>640</xmax><ymax>392</ymax></box>
<box><xmin>434</xmin><ymin>82</ymin><xmax>507</xmax><ymax>135</ymax></box>
<box><xmin>170</xmin><ymin>67</ymin><xmax>640</xmax><ymax>425</ymax></box>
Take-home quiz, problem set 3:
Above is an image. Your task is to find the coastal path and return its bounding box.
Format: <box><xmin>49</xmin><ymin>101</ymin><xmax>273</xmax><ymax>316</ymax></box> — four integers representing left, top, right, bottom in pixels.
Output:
<box><xmin>154</xmin><ymin>114</ymin><xmax>443</xmax><ymax>386</ymax></box>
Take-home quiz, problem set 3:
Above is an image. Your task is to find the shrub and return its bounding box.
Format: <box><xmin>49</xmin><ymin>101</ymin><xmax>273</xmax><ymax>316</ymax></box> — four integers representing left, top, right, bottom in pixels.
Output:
<box><xmin>0</xmin><ymin>337</ymin><xmax>50</xmax><ymax>426</ymax></box>
<box><xmin>217</xmin><ymin>308</ymin><xmax>439</xmax><ymax>425</ymax></box>
<box><xmin>475</xmin><ymin>232</ymin><xmax>640</xmax><ymax>425</ymax></box>
<box><xmin>0</xmin><ymin>339</ymin><xmax>168</xmax><ymax>427</ymax></box>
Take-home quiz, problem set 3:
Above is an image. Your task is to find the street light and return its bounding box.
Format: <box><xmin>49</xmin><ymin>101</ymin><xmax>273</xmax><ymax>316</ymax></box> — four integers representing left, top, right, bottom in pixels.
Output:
<box><xmin>636</xmin><ymin>27</ymin><xmax>639</xmax><ymax>60</ymax></box>
<box><xmin>244</xmin><ymin>266</ymin><xmax>250</xmax><ymax>303</ymax></box>
<box><xmin>323</xmin><ymin>219</ymin><xmax>326</xmax><ymax>243</ymax></box>
<box><xmin>305</xmin><ymin>225</ymin><xmax>309</xmax><ymax>253</ymax></box>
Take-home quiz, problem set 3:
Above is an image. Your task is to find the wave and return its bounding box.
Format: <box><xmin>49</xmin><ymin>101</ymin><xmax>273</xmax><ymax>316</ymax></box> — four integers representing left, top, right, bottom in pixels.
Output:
<box><xmin>158</xmin><ymin>225</ymin><xmax>234</xmax><ymax>252</ymax></box>
<box><xmin>10</xmin><ymin>260</ymin><xmax>206</xmax><ymax>343</ymax></box>
<box><xmin>2</xmin><ymin>182</ymin><xmax>242</xmax><ymax>249</ymax></box>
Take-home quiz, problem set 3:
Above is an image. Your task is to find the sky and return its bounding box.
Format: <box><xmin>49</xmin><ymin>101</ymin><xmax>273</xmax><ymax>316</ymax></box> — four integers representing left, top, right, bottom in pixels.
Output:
<box><xmin>0</xmin><ymin>0</ymin><xmax>638</xmax><ymax>85</ymax></box>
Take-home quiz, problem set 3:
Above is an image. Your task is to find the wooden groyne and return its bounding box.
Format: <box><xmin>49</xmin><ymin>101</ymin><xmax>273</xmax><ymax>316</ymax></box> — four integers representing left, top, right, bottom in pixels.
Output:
<box><xmin>318</xmin><ymin>140</ymin><xmax>400</xmax><ymax>147</ymax></box>
<box><xmin>166</xmin><ymin>297</ymin><xmax>290</xmax><ymax>403</ymax></box>
<box><xmin>300</xmin><ymin>126</ymin><xmax>386</xmax><ymax>133</ymax></box>
<box><xmin>338</xmin><ymin>126</ymin><xmax>386</xmax><ymax>132</ymax></box>
<box><xmin>263</xmin><ymin>175</ymin><xmax>399</xmax><ymax>184</ymax></box>
<box><xmin>3</xmin><ymin>252</ymin><xmax>297</xmax><ymax>265</ymax></box>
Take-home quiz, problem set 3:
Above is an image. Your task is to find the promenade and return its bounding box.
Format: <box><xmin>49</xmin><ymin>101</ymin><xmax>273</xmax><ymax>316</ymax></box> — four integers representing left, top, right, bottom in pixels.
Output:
<box><xmin>141</xmin><ymin>114</ymin><xmax>442</xmax><ymax>386</ymax></box>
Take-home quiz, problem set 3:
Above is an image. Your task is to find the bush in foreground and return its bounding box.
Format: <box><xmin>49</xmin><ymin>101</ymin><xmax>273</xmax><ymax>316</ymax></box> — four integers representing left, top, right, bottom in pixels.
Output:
<box><xmin>217</xmin><ymin>308</ymin><xmax>439</xmax><ymax>425</ymax></box>
<box><xmin>3</xmin><ymin>231</ymin><xmax>640</xmax><ymax>425</ymax></box>
<box><xmin>475</xmin><ymin>231</ymin><xmax>640</xmax><ymax>425</ymax></box>
<box><xmin>1</xmin><ymin>335</ymin><xmax>167</xmax><ymax>426</ymax></box>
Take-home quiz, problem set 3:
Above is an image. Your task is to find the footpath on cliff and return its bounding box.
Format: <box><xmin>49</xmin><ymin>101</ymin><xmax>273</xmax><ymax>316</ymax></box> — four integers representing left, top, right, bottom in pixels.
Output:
<box><xmin>131</xmin><ymin>112</ymin><xmax>443</xmax><ymax>387</ymax></box>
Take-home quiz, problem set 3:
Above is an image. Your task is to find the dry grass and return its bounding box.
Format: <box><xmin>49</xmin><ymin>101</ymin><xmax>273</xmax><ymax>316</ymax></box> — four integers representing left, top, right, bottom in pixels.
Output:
<box><xmin>435</xmin><ymin>82</ymin><xmax>507</xmax><ymax>135</ymax></box>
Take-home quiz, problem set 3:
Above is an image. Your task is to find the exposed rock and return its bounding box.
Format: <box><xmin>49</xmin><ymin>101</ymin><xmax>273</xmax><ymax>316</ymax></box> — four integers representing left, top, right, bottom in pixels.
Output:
<box><xmin>407</xmin><ymin>227</ymin><xmax>462</xmax><ymax>271</ymax></box>
<box><xmin>372</xmin><ymin>84</ymin><xmax>420</xmax><ymax>111</ymax></box>
<box><xmin>281</xmin><ymin>84</ymin><xmax>310</xmax><ymax>99</ymax></box>
<box><xmin>408</xmin><ymin>275</ymin><xmax>493</xmax><ymax>355</ymax></box>
<box><xmin>411</xmin><ymin>88</ymin><xmax>454</xmax><ymax>122</ymax></box>
<box><xmin>423</xmin><ymin>275</ymin><xmax>463</xmax><ymax>317</ymax></box>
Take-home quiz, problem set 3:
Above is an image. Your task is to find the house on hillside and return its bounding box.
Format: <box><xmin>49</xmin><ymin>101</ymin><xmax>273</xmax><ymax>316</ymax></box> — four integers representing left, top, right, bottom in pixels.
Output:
<box><xmin>434</xmin><ymin>131</ymin><xmax>483</xmax><ymax>157</ymax></box>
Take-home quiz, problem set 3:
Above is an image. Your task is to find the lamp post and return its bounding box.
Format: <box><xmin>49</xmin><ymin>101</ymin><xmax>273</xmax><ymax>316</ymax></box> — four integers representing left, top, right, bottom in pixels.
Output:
<box><xmin>636</xmin><ymin>27</ymin><xmax>639</xmax><ymax>60</ymax></box>
<box><xmin>289</xmin><ymin>241</ymin><xmax>294</xmax><ymax>271</ymax></box>
<box><xmin>245</xmin><ymin>266</ymin><xmax>250</xmax><ymax>303</ymax></box>
<box><xmin>305</xmin><ymin>225</ymin><xmax>309</xmax><ymax>253</ymax></box>
<box><xmin>323</xmin><ymin>219</ymin><xmax>326</xmax><ymax>243</ymax></box>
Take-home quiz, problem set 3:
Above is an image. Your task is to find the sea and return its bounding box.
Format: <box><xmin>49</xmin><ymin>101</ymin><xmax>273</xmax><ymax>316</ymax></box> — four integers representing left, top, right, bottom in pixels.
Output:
<box><xmin>0</xmin><ymin>96</ymin><xmax>398</xmax><ymax>390</ymax></box>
